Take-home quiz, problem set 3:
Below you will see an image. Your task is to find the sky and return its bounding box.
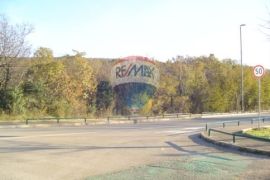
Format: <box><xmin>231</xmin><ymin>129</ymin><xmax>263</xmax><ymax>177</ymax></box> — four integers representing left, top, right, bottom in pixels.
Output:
<box><xmin>1</xmin><ymin>0</ymin><xmax>270</xmax><ymax>68</ymax></box>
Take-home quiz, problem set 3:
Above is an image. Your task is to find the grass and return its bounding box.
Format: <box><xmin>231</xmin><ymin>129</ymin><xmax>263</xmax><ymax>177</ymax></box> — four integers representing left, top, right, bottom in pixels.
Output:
<box><xmin>245</xmin><ymin>128</ymin><xmax>270</xmax><ymax>139</ymax></box>
<box><xmin>0</xmin><ymin>114</ymin><xmax>26</xmax><ymax>121</ymax></box>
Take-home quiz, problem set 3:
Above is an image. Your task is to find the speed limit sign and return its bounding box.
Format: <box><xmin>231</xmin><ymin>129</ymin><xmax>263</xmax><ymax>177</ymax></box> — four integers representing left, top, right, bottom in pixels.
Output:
<box><xmin>253</xmin><ymin>65</ymin><xmax>264</xmax><ymax>78</ymax></box>
<box><xmin>253</xmin><ymin>64</ymin><xmax>264</xmax><ymax>127</ymax></box>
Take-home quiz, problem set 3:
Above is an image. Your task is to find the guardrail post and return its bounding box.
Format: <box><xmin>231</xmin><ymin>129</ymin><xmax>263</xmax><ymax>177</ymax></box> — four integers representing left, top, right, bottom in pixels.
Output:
<box><xmin>262</xmin><ymin>118</ymin><xmax>265</xmax><ymax>123</ymax></box>
<box><xmin>84</xmin><ymin>118</ymin><xmax>87</xmax><ymax>125</ymax></box>
<box><xmin>26</xmin><ymin>119</ymin><xmax>28</xmax><ymax>125</ymax></box>
<box><xmin>233</xmin><ymin>134</ymin><xmax>235</xmax><ymax>143</ymax></box>
<box><xmin>238</xmin><ymin>121</ymin><xmax>240</xmax><ymax>126</ymax></box>
<box><xmin>146</xmin><ymin>116</ymin><xmax>149</xmax><ymax>120</ymax></box>
<box><xmin>223</xmin><ymin>123</ymin><xmax>225</xmax><ymax>128</ymax></box>
<box><xmin>205</xmin><ymin>123</ymin><xmax>208</xmax><ymax>131</ymax></box>
<box><xmin>107</xmin><ymin>117</ymin><xmax>110</xmax><ymax>124</ymax></box>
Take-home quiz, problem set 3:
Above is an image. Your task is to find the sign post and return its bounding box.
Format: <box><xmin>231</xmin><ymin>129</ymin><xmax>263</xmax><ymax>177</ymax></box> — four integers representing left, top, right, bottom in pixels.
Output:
<box><xmin>253</xmin><ymin>65</ymin><xmax>264</xmax><ymax>128</ymax></box>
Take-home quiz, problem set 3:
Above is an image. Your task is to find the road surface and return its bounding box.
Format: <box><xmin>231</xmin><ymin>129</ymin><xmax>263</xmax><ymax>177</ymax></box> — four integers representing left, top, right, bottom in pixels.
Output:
<box><xmin>0</xmin><ymin>115</ymin><xmax>269</xmax><ymax>180</ymax></box>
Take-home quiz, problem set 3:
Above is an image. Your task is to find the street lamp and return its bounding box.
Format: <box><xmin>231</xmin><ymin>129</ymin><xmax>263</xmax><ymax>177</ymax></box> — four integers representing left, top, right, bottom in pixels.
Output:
<box><xmin>240</xmin><ymin>24</ymin><xmax>246</xmax><ymax>112</ymax></box>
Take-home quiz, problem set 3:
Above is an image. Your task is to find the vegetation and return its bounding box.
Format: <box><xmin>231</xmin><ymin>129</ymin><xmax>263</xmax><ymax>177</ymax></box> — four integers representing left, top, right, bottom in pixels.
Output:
<box><xmin>1</xmin><ymin>53</ymin><xmax>270</xmax><ymax>119</ymax></box>
<box><xmin>245</xmin><ymin>128</ymin><xmax>270</xmax><ymax>139</ymax></box>
<box><xmin>1</xmin><ymin>16</ymin><xmax>270</xmax><ymax>119</ymax></box>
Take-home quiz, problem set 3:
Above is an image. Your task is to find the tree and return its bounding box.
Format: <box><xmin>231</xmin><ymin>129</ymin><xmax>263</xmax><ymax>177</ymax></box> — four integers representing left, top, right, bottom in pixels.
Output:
<box><xmin>33</xmin><ymin>47</ymin><xmax>53</xmax><ymax>61</ymax></box>
<box><xmin>266</xmin><ymin>9</ymin><xmax>270</xmax><ymax>39</ymax></box>
<box><xmin>95</xmin><ymin>81</ymin><xmax>113</xmax><ymax>116</ymax></box>
<box><xmin>188</xmin><ymin>59</ymin><xmax>209</xmax><ymax>113</ymax></box>
<box><xmin>0</xmin><ymin>15</ymin><xmax>33</xmax><ymax>90</ymax></box>
<box><xmin>23</xmin><ymin>61</ymin><xmax>71</xmax><ymax>116</ymax></box>
<box><xmin>0</xmin><ymin>15</ymin><xmax>33</xmax><ymax>114</ymax></box>
<box><xmin>62</xmin><ymin>51</ymin><xmax>97</xmax><ymax>115</ymax></box>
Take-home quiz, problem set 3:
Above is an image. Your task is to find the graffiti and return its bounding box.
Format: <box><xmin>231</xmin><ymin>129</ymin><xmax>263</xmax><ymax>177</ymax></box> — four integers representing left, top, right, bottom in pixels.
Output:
<box><xmin>115</xmin><ymin>64</ymin><xmax>155</xmax><ymax>79</ymax></box>
<box><xmin>111</xmin><ymin>56</ymin><xmax>159</xmax><ymax>88</ymax></box>
<box><xmin>111</xmin><ymin>56</ymin><xmax>159</xmax><ymax>114</ymax></box>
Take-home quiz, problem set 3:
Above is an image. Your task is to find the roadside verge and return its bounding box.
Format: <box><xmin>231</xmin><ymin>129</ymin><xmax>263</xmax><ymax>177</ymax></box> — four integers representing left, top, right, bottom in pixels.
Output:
<box><xmin>200</xmin><ymin>131</ymin><xmax>270</xmax><ymax>156</ymax></box>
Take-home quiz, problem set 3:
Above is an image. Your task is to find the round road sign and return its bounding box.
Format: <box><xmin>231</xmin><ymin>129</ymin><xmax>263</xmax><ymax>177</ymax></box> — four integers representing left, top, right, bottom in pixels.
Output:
<box><xmin>253</xmin><ymin>65</ymin><xmax>264</xmax><ymax>78</ymax></box>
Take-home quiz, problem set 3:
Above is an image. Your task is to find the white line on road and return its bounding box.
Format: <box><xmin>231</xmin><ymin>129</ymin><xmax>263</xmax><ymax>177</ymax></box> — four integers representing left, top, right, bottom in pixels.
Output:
<box><xmin>157</xmin><ymin>127</ymin><xmax>204</xmax><ymax>135</ymax></box>
<box><xmin>183</xmin><ymin>127</ymin><xmax>204</xmax><ymax>130</ymax></box>
<box><xmin>0</xmin><ymin>132</ymin><xmax>97</xmax><ymax>140</ymax></box>
<box><xmin>157</xmin><ymin>130</ymin><xmax>193</xmax><ymax>135</ymax></box>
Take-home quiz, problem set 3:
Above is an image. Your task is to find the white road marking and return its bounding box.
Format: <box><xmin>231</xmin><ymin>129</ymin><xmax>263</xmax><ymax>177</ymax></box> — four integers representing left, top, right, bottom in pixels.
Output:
<box><xmin>0</xmin><ymin>132</ymin><xmax>96</xmax><ymax>140</ymax></box>
<box><xmin>183</xmin><ymin>127</ymin><xmax>204</xmax><ymax>130</ymax></box>
<box><xmin>166</xmin><ymin>130</ymin><xmax>192</xmax><ymax>134</ymax></box>
<box><xmin>157</xmin><ymin>130</ymin><xmax>193</xmax><ymax>135</ymax></box>
<box><xmin>158</xmin><ymin>127</ymin><xmax>203</xmax><ymax>135</ymax></box>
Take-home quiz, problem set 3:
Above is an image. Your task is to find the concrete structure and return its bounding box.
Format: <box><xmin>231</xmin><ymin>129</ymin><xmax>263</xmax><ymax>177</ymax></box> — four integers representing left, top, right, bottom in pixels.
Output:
<box><xmin>111</xmin><ymin>56</ymin><xmax>159</xmax><ymax>114</ymax></box>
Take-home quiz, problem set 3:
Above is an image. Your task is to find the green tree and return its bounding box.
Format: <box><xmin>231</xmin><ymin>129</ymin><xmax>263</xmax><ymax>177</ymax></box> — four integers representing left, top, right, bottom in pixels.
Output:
<box><xmin>23</xmin><ymin>61</ymin><xmax>70</xmax><ymax>116</ymax></box>
<box><xmin>261</xmin><ymin>70</ymin><xmax>270</xmax><ymax>110</ymax></box>
<box><xmin>33</xmin><ymin>47</ymin><xmax>53</xmax><ymax>62</ymax></box>
<box><xmin>189</xmin><ymin>59</ymin><xmax>209</xmax><ymax>113</ymax></box>
<box><xmin>62</xmin><ymin>52</ymin><xmax>97</xmax><ymax>115</ymax></box>
<box><xmin>244</xmin><ymin>67</ymin><xmax>257</xmax><ymax>111</ymax></box>
<box><xmin>95</xmin><ymin>81</ymin><xmax>113</xmax><ymax>116</ymax></box>
<box><xmin>0</xmin><ymin>15</ymin><xmax>33</xmax><ymax>114</ymax></box>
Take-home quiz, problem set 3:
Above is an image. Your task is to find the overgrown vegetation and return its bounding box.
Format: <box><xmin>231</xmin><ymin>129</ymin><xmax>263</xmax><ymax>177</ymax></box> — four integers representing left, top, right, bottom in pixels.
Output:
<box><xmin>245</xmin><ymin>128</ymin><xmax>270</xmax><ymax>139</ymax></box>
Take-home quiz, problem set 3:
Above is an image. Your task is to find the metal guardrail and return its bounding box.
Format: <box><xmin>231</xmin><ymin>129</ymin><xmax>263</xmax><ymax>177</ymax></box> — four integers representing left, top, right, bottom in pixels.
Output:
<box><xmin>208</xmin><ymin>128</ymin><xmax>270</xmax><ymax>143</ymax></box>
<box><xmin>205</xmin><ymin>117</ymin><xmax>270</xmax><ymax>131</ymax></box>
<box><xmin>208</xmin><ymin>128</ymin><xmax>237</xmax><ymax>143</ymax></box>
<box><xmin>25</xmin><ymin>113</ymin><xmax>197</xmax><ymax>125</ymax></box>
<box><xmin>25</xmin><ymin>117</ymin><xmax>88</xmax><ymax>125</ymax></box>
<box><xmin>25</xmin><ymin>113</ymin><xmax>270</xmax><ymax>126</ymax></box>
<box><xmin>106</xmin><ymin>113</ymin><xmax>192</xmax><ymax>120</ymax></box>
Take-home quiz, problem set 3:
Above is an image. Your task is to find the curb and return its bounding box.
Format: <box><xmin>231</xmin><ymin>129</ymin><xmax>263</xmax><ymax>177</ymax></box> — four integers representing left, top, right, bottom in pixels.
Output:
<box><xmin>200</xmin><ymin>132</ymin><xmax>270</xmax><ymax>156</ymax></box>
<box><xmin>0</xmin><ymin>123</ymin><xmax>89</xmax><ymax>128</ymax></box>
<box><xmin>0</xmin><ymin>124</ymin><xmax>29</xmax><ymax>128</ymax></box>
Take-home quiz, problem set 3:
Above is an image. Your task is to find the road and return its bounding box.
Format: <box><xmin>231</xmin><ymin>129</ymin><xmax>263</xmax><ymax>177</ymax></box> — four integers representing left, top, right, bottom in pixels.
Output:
<box><xmin>0</xmin><ymin>115</ymin><xmax>270</xmax><ymax>180</ymax></box>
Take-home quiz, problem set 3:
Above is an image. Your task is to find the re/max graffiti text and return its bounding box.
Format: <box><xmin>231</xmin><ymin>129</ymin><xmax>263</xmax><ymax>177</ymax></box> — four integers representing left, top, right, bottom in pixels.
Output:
<box><xmin>115</xmin><ymin>64</ymin><xmax>155</xmax><ymax>79</ymax></box>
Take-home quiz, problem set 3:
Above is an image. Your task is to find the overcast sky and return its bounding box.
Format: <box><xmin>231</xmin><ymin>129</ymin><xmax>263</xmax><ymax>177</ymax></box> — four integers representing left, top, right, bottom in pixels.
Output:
<box><xmin>1</xmin><ymin>0</ymin><xmax>270</xmax><ymax>68</ymax></box>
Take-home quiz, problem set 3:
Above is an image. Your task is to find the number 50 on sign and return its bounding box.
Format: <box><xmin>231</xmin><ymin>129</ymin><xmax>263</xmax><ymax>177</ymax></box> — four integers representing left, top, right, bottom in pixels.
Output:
<box><xmin>253</xmin><ymin>65</ymin><xmax>264</xmax><ymax>78</ymax></box>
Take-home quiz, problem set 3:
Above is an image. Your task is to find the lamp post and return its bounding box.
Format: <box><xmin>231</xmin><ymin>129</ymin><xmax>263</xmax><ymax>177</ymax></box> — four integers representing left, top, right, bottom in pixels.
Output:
<box><xmin>240</xmin><ymin>24</ymin><xmax>246</xmax><ymax>112</ymax></box>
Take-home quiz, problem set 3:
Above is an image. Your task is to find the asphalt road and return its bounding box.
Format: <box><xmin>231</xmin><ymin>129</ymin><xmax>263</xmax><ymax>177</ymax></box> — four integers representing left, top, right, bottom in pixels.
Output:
<box><xmin>0</xmin><ymin>115</ymin><xmax>270</xmax><ymax>180</ymax></box>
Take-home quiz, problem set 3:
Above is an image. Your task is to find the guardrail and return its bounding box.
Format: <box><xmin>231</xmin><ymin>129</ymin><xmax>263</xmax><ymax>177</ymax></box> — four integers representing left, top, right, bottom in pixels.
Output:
<box><xmin>25</xmin><ymin>117</ymin><xmax>88</xmax><ymax>125</ymax></box>
<box><xmin>24</xmin><ymin>113</ymin><xmax>270</xmax><ymax>126</ymax></box>
<box><xmin>208</xmin><ymin>128</ymin><xmax>270</xmax><ymax>143</ymax></box>
<box><xmin>25</xmin><ymin>113</ymin><xmax>199</xmax><ymax>125</ymax></box>
<box><xmin>205</xmin><ymin>117</ymin><xmax>270</xmax><ymax>131</ymax></box>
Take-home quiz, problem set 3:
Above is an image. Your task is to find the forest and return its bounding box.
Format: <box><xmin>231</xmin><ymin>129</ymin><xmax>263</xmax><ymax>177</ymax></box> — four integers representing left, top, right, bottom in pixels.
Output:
<box><xmin>1</xmin><ymin>52</ymin><xmax>270</xmax><ymax>119</ymax></box>
<box><xmin>1</xmin><ymin>15</ymin><xmax>270</xmax><ymax>119</ymax></box>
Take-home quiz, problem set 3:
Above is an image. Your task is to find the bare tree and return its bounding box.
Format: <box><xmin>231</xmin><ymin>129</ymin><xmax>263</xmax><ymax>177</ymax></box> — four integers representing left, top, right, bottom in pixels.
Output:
<box><xmin>262</xmin><ymin>6</ymin><xmax>270</xmax><ymax>40</ymax></box>
<box><xmin>0</xmin><ymin>15</ymin><xmax>33</xmax><ymax>90</ymax></box>
<box><xmin>267</xmin><ymin>17</ymin><xmax>270</xmax><ymax>39</ymax></box>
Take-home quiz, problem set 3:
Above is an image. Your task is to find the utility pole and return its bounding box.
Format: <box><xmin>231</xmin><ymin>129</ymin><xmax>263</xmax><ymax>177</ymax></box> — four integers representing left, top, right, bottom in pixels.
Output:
<box><xmin>240</xmin><ymin>24</ymin><xmax>246</xmax><ymax>112</ymax></box>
